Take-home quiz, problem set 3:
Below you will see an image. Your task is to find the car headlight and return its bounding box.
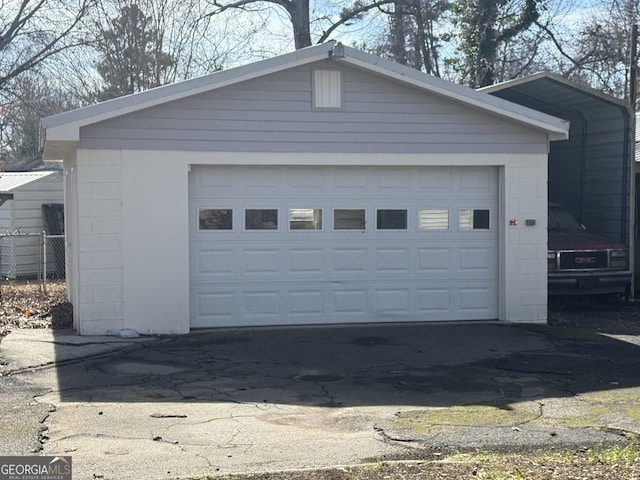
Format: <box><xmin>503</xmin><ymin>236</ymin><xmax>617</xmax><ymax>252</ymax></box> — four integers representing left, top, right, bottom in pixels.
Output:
<box><xmin>610</xmin><ymin>249</ymin><xmax>627</xmax><ymax>269</ymax></box>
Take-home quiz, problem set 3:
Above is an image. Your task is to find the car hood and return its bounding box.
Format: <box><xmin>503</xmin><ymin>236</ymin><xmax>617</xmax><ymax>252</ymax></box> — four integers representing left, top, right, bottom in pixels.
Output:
<box><xmin>548</xmin><ymin>232</ymin><xmax>626</xmax><ymax>251</ymax></box>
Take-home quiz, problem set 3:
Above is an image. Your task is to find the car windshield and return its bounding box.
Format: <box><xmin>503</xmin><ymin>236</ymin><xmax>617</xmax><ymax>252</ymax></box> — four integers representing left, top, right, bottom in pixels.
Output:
<box><xmin>549</xmin><ymin>205</ymin><xmax>584</xmax><ymax>233</ymax></box>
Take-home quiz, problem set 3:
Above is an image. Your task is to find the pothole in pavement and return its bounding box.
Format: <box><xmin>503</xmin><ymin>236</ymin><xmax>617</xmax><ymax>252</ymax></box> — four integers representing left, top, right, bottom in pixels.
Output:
<box><xmin>110</xmin><ymin>361</ymin><xmax>186</xmax><ymax>375</ymax></box>
<box><xmin>351</xmin><ymin>336</ymin><xmax>390</xmax><ymax>346</ymax></box>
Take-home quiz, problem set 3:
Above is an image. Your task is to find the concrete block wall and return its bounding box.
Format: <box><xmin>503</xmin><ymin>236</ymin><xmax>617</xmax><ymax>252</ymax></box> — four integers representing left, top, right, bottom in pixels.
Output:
<box><xmin>503</xmin><ymin>155</ymin><xmax>548</xmax><ymax>323</ymax></box>
<box><xmin>76</xmin><ymin>150</ymin><xmax>124</xmax><ymax>335</ymax></box>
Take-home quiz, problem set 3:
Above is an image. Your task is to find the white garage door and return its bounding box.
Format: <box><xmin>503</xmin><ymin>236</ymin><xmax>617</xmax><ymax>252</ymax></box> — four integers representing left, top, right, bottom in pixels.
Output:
<box><xmin>189</xmin><ymin>165</ymin><xmax>498</xmax><ymax>328</ymax></box>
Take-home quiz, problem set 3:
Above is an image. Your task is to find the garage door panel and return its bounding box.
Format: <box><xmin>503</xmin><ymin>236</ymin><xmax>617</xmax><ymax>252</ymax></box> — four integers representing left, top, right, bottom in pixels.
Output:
<box><xmin>192</xmin><ymin>243</ymin><xmax>497</xmax><ymax>282</ymax></box>
<box><xmin>334</xmin><ymin>168</ymin><xmax>369</xmax><ymax>190</ymax></box>
<box><xmin>332</xmin><ymin>248</ymin><xmax>368</xmax><ymax>273</ymax></box>
<box><xmin>290</xmin><ymin>168</ymin><xmax>327</xmax><ymax>190</ymax></box>
<box><xmin>192</xmin><ymin>285</ymin><xmax>497</xmax><ymax>327</ymax></box>
<box><xmin>196</xmin><ymin>291</ymin><xmax>235</xmax><ymax>320</ymax></box>
<box><xmin>288</xmin><ymin>290</ymin><xmax>325</xmax><ymax>315</ymax></box>
<box><xmin>289</xmin><ymin>248</ymin><xmax>325</xmax><ymax>273</ymax></box>
<box><xmin>418</xmin><ymin>169</ymin><xmax>452</xmax><ymax>190</ymax></box>
<box><xmin>375</xmin><ymin>289</ymin><xmax>410</xmax><ymax>314</ymax></box>
<box><xmin>417</xmin><ymin>288</ymin><xmax>451</xmax><ymax>313</ymax></box>
<box><xmin>461</xmin><ymin>168</ymin><xmax>492</xmax><ymax>189</ymax></box>
<box><xmin>189</xmin><ymin>165</ymin><xmax>498</xmax><ymax>327</ymax></box>
<box><xmin>417</xmin><ymin>248</ymin><xmax>452</xmax><ymax>271</ymax></box>
<box><xmin>375</xmin><ymin>248</ymin><xmax>410</xmax><ymax>272</ymax></box>
<box><xmin>377</xmin><ymin>170</ymin><xmax>412</xmax><ymax>189</ymax></box>
<box><xmin>332</xmin><ymin>289</ymin><xmax>368</xmax><ymax>315</ymax></box>
<box><xmin>196</xmin><ymin>249</ymin><xmax>235</xmax><ymax>275</ymax></box>
<box><xmin>458</xmin><ymin>287</ymin><xmax>495</xmax><ymax>312</ymax></box>
<box><xmin>244</xmin><ymin>290</ymin><xmax>280</xmax><ymax>317</ymax></box>
<box><xmin>459</xmin><ymin>247</ymin><xmax>496</xmax><ymax>271</ymax></box>
<box><xmin>244</xmin><ymin>249</ymin><xmax>281</xmax><ymax>274</ymax></box>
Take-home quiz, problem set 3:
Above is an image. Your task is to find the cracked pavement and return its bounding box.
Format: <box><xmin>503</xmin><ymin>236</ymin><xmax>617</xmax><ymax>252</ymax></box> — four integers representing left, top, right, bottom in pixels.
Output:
<box><xmin>1</xmin><ymin>323</ymin><xmax>640</xmax><ymax>479</ymax></box>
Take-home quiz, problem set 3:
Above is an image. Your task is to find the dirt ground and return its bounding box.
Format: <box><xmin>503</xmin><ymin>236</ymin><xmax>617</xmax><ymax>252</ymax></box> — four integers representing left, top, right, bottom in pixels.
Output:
<box><xmin>547</xmin><ymin>294</ymin><xmax>640</xmax><ymax>335</ymax></box>
<box><xmin>0</xmin><ymin>281</ymin><xmax>71</xmax><ymax>337</ymax></box>
<box><xmin>206</xmin><ymin>449</ymin><xmax>640</xmax><ymax>480</ymax></box>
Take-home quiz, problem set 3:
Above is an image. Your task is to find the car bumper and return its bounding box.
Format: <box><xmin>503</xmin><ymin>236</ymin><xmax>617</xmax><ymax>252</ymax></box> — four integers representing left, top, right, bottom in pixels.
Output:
<box><xmin>548</xmin><ymin>270</ymin><xmax>632</xmax><ymax>295</ymax></box>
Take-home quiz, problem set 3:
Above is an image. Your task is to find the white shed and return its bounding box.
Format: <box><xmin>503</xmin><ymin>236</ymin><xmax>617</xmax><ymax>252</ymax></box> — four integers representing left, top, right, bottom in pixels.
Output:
<box><xmin>0</xmin><ymin>171</ymin><xmax>64</xmax><ymax>278</ymax></box>
<box><xmin>42</xmin><ymin>43</ymin><xmax>569</xmax><ymax>335</ymax></box>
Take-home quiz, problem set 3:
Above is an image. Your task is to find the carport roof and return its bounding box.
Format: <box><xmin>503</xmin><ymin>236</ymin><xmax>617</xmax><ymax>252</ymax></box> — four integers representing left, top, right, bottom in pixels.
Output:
<box><xmin>42</xmin><ymin>42</ymin><xmax>569</xmax><ymax>160</ymax></box>
<box><xmin>0</xmin><ymin>171</ymin><xmax>58</xmax><ymax>193</ymax></box>
<box><xmin>481</xmin><ymin>71</ymin><xmax>631</xmax><ymax>123</ymax></box>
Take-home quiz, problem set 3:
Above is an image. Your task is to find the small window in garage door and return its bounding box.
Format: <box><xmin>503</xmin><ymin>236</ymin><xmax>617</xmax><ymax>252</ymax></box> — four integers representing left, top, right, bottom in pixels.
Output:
<box><xmin>418</xmin><ymin>209</ymin><xmax>449</xmax><ymax>231</ymax></box>
<box><xmin>334</xmin><ymin>209</ymin><xmax>366</xmax><ymax>230</ymax></box>
<box><xmin>459</xmin><ymin>208</ymin><xmax>490</xmax><ymax>230</ymax></box>
<box><xmin>245</xmin><ymin>209</ymin><xmax>278</xmax><ymax>230</ymax></box>
<box><xmin>376</xmin><ymin>209</ymin><xmax>408</xmax><ymax>230</ymax></box>
<box><xmin>199</xmin><ymin>208</ymin><xmax>233</xmax><ymax>230</ymax></box>
<box><xmin>289</xmin><ymin>208</ymin><xmax>323</xmax><ymax>230</ymax></box>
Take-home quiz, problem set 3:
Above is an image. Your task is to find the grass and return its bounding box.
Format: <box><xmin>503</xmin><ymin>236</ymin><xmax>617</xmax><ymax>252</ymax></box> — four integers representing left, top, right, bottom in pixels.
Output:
<box><xmin>586</xmin><ymin>443</ymin><xmax>640</xmax><ymax>464</ymax></box>
<box><xmin>183</xmin><ymin>444</ymin><xmax>640</xmax><ymax>480</ymax></box>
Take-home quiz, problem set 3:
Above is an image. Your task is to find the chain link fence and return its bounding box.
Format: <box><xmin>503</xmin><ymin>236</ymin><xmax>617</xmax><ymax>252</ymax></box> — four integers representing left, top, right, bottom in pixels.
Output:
<box><xmin>0</xmin><ymin>231</ymin><xmax>66</xmax><ymax>292</ymax></box>
<box><xmin>0</xmin><ymin>232</ymin><xmax>68</xmax><ymax>335</ymax></box>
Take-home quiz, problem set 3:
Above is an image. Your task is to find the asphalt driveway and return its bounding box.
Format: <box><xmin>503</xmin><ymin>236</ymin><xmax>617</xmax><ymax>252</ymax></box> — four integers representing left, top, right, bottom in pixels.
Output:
<box><xmin>1</xmin><ymin>321</ymin><xmax>640</xmax><ymax>479</ymax></box>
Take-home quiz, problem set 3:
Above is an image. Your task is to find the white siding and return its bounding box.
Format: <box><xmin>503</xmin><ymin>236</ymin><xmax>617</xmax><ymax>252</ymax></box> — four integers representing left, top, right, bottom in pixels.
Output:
<box><xmin>0</xmin><ymin>173</ymin><xmax>63</xmax><ymax>278</ymax></box>
<box><xmin>13</xmin><ymin>174</ymin><xmax>63</xmax><ymax>230</ymax></box>
<box><xmin>0</xmin><ymin>201</ymin><xmax>13</xmax><ymax>231</ymax></box>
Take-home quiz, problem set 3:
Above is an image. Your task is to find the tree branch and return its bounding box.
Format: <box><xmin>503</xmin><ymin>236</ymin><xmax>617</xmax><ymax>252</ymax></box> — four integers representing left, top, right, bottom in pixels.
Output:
<box><xmin>317</xmin><ymin>0</ymin><xmax>395</xmax><ymax>44</ymax></box>
<box><xmin>534</xmin><ymin>19</ymin><xmax>584</xmax><ymax>70</ymax></box>
<box><xmin>203</xmin><ymin>0</ymin><xmax>290</xmax><ymax>18</ymax></box>
<box><xmin>0</xmin><ymin>0</ymin><xmax>95</xmax><ymax>91</ymax></box>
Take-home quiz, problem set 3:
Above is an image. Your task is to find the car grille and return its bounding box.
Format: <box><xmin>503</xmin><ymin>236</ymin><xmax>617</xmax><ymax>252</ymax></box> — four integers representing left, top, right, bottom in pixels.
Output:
<box><xmin>558</xmin><ymin>251</ymin><xmax>608</xmax><ymax>270</ymax></box>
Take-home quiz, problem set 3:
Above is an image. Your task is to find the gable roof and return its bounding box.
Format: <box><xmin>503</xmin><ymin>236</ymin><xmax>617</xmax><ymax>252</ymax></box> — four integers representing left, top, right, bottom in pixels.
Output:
<box><xmin>43</xmin><ymin>42</ymin><xmax>569</xmax><ymax>159</ymax></box>
<box><xmin>0</xmin><ymin>171</ymin><xmax>59</xmax><ymax>193</ymax></box>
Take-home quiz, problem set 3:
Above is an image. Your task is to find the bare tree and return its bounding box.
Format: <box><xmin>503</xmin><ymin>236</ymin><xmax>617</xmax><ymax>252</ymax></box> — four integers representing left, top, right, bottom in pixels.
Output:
<box><xmin>0</xmin><ymin>0</ymin><xmax>94</xmax><ymax>92</ymax></box>
<box><xmin>561</xmin><ymin>0</ymin><xmax>637</xmax><ymax>100</ymax></box>
<box><xmin>203</xmin><ymin>0</ymin><xmax>402</xmax><ymax>49</ymax></box>
<box><xmin>0</xmin><ymin>72</ymin><xmax>78</xmax><ymax>167</ymax></box>
<box><xmin>374</xmin><ymin>0</ymin><xmax>449</xmax><ymax>75</ymax></box>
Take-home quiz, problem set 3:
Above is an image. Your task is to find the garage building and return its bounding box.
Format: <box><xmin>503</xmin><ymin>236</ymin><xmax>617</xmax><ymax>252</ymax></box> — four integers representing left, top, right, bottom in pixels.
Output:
<box><xmin>42</xmin><ymin>42</ymin><xmax>569</xmax><ymax>335</ymax></box>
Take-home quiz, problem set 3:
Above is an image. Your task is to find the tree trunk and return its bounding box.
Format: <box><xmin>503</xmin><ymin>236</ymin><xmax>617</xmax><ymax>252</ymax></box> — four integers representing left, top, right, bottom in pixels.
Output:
<box><xmin>391</xmin><ymin>1</ymin><xmax>408</xmax><ymax>65</ymax></box>
<box><xmin>289</xmin><ymin>0</ymin><xmax>312</xmax><ymax>49</ymax></box>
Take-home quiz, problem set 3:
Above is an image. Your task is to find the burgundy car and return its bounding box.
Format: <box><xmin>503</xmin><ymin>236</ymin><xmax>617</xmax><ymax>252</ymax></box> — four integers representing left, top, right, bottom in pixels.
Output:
<box><xmin>547</xmin><ymin>203</ymin><xmax>631</xmax><ymax>298</ymax></box>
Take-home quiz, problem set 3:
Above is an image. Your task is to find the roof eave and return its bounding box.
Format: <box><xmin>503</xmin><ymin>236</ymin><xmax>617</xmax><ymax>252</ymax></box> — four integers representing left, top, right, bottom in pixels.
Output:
<box><xmin>42</xmin><ymin>42</ymin><xmax>338</xmax><ymax>142</ymax></box>
<box><xmin>336</xmin><ymin>48</ymin><xmax>569</xmax><ymax>140</ymax></box>
<box><xmin>43</xmin><ymin>42</ymin><xmax>569</xmax><ymax>146</ymax></box>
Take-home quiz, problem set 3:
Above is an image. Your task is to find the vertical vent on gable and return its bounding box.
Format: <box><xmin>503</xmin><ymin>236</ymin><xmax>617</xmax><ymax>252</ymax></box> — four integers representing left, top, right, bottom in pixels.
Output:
<box><xmin>314</xmin><ymin>69</ymin><xmax>342</xmax><ymax>109</ymax></box>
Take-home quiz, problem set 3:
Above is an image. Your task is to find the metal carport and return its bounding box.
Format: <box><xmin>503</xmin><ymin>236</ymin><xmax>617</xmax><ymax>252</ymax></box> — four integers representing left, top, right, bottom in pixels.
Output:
<box><xmin>482</xmin><ymin>73</ymin><xmax>635</xmax><ymax>292</ymax></box>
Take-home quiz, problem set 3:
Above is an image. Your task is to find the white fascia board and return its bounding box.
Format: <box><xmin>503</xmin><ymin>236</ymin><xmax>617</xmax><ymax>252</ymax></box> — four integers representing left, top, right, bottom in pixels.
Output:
<box><xmin>338</xmin><ymin>47</ymin><xmax>570</xmax><ymax>141</ymax></box>
<box><xmin>42</xmin><ymin>42</ymin><xmax>337</xmax><ymax>142</ymax></box>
